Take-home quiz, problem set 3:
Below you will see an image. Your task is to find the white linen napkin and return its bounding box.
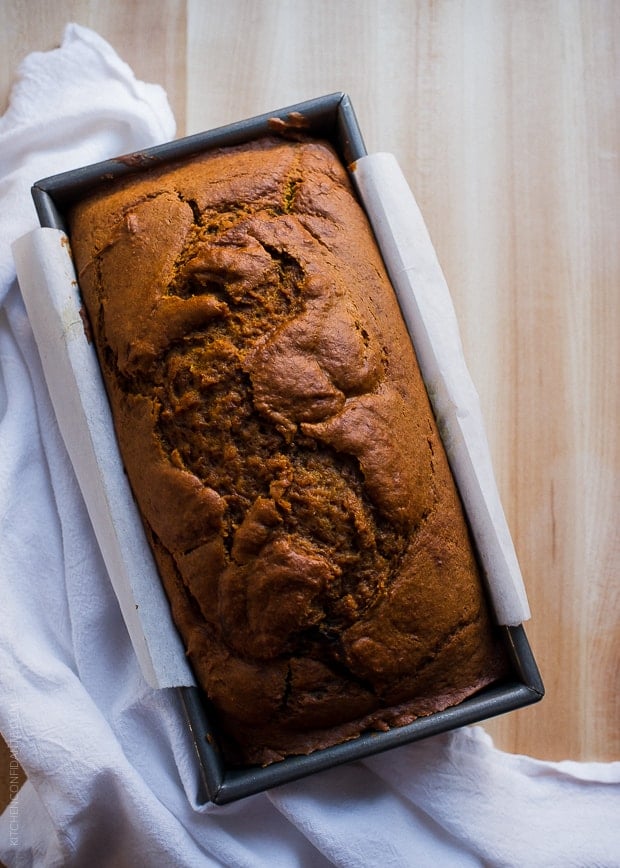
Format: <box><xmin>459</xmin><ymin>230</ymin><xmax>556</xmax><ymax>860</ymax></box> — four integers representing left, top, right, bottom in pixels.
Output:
<box><xmin>0</xmin><ymin>22</ymin><xmax>618</xmax><ymax>868</ymax></box>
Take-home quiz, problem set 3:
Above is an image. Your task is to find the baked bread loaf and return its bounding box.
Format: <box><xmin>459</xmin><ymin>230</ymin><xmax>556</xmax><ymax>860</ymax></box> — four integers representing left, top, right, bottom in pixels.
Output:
<box><xmin>69</xmin><ymin>136</ymin><xmax>508</xmax><ymax>765</ymax></box>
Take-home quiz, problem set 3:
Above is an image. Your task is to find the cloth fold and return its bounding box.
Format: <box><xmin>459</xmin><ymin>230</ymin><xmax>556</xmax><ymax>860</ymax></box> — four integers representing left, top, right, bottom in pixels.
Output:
<box><xmin>0</xmin><ymin>22</ymin><xmax>618</xmax><ymax>868</ymax></box>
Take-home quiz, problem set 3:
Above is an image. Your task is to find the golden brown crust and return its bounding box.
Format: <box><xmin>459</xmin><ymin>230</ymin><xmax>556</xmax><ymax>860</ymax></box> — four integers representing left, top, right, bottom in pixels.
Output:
<box><xmin>70</xmin><ymin>137</ymin><xmax>508</xmax><ymax>765</ymax></box>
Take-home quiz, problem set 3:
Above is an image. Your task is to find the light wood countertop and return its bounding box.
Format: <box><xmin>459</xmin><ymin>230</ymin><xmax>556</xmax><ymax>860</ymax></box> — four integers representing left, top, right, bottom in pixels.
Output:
<box><xmin>1</xmin><ymin>1</ymin><xmax>618</xmax><ymax>813</ymax></box>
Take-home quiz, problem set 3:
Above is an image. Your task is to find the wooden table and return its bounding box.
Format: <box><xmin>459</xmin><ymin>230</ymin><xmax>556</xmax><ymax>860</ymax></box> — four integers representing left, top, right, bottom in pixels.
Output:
<box><xmin>1</xmin><ymin>1</ymin><xmax>618</xmax><ymax>813</ymax></box>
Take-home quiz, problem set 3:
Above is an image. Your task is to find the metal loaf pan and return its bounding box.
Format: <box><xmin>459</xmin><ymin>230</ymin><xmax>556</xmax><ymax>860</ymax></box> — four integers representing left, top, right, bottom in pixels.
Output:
<box><xmin>31</xmin><ymin>92</ymin><xmax>543</xmax><ymax>805</ymax></box>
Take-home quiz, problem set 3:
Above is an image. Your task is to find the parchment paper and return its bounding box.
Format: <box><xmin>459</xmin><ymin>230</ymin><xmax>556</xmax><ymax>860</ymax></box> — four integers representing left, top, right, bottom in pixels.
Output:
<box><xmin>12</xmin><ymin>227</ymin><xmax>196</xmax><ymax>688</ymax></box>
<box><xmin>353</xmin><ymin>153</ymin><xmax>531</xmax><ymax>625</ymax></box>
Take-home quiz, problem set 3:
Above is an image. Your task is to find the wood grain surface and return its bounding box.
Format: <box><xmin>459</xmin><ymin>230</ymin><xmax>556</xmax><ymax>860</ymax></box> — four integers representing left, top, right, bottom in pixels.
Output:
<box><xmin>1</xmin><ymin>0</ymin><xmax>618</xmax><ymax>816</ymax></box>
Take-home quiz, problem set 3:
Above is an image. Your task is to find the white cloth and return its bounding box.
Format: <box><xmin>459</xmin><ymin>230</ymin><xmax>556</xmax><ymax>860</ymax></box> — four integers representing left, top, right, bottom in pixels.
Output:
<box><xmin>0</xmin><ymin>22</ymin><xmax>618</xmax><ymax>868</ymax></box>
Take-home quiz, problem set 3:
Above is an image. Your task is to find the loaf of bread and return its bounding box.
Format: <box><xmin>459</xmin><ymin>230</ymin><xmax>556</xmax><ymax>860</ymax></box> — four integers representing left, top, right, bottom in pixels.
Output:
<box><xmin>69</xmin><ymin>136</ymin><xmax>508</xmax><ymax>765</ymax></box>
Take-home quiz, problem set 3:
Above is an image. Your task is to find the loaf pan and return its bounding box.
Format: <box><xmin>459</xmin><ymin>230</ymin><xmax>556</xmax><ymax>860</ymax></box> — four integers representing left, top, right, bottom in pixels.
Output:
<box><xmin>30</xmin><ymin>92</ymin><xmax>544</xmax><ymax>805</ymax></box>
